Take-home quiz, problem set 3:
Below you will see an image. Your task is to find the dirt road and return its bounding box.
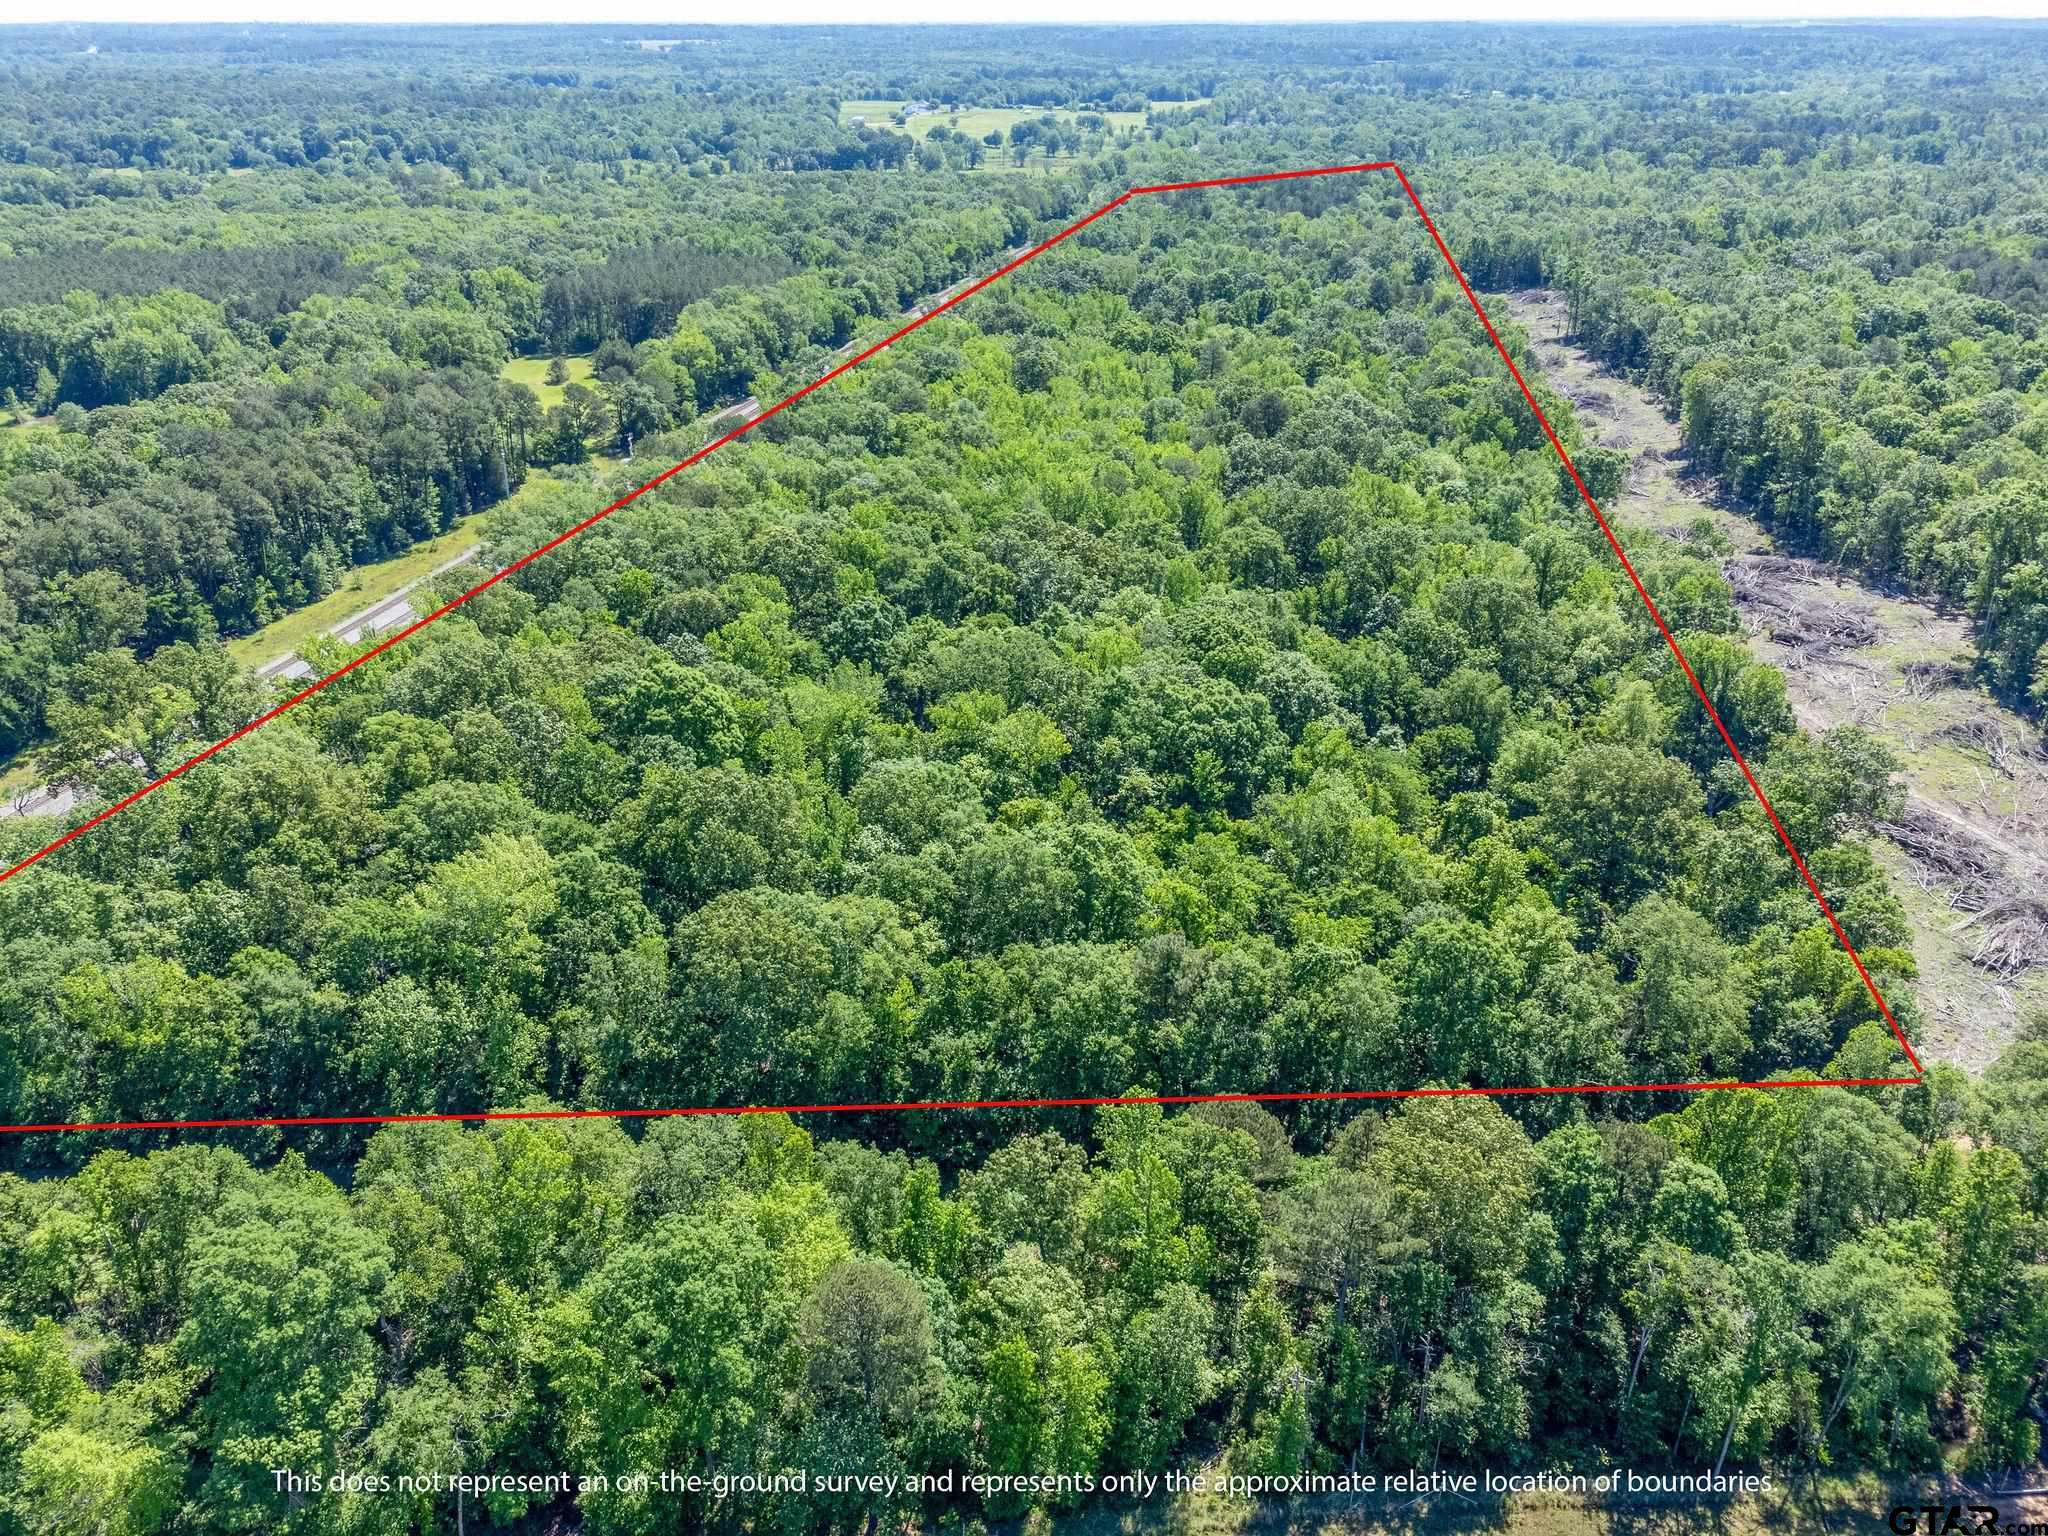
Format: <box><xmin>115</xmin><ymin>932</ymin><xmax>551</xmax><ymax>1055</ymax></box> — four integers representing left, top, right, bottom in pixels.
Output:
<box><xmin>1504</xmin><ymin>290</ymin><xmax>2046</xmax><ymax>1068</ymax></box>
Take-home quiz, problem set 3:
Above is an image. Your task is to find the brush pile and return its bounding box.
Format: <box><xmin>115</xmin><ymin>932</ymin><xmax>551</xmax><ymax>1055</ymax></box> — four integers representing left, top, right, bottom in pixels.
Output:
<box><xmin>1879</xmin><ymin>805</ymin><xmax>2010</xmax><ymax>910</ymax></box>
<box><xmin>1961</xmin><ymin>898</ymin><xmax>2048</xmax><ymax>979</ymax></box>
<box><xmin>1902</xmin><ymin>659</ymin><xmax>1970</xmax><ymax>699</ymax></box>
<box><xmin>1879</xmin><ymin>804</ymin><xmax>2046</xmax><ymax>978</ymax></box>
<box><xmin>1725</xmin><ymin>556</ymin><xmax>1881</xmax><ymax>656</ymax></box>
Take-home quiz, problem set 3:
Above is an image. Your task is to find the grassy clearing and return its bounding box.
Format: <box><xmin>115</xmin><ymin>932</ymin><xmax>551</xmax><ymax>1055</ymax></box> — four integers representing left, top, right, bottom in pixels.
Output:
<box><xmin>0</xmin><ymin>755</ymin><xmax>40</xmax><ymax>801</ymax></box>
<box><xmin>502</xmin><ymin>353</ymin><xmax>595</xmax><ymax>413</ymax></box>
<box><xmin>838</xmin><ymin>98</ymin><xmax>905</xmax><ymax>123</ymax></box>
<box><xmin>835</xmin><ymin>99</ymin><xmax>1211</xmax><ymax>175</ymax></box>
<box><xmin>936</xmin><ymin>105</ymin><xmax>1146</xmax><ymax>139</ymax></box>
<box><xmin>223</xmin><ymin>503</ymin><xmax>509</xmax><ymax>673</ymax></box>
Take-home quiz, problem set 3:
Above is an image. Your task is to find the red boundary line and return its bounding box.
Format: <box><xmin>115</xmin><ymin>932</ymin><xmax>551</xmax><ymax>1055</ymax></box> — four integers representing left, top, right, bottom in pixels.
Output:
<box><xmin>0</xmin><ymin>162</ymin><xmax>1923</xmax><ymax>1136</ymax></box>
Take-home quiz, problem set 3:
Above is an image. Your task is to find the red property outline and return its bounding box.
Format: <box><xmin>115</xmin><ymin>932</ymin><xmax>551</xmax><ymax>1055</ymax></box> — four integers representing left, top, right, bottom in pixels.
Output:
<box><xmin>0</xmin><ymin>162</ymin><xmax>1924</xmax><ymax>1136</ymax></box>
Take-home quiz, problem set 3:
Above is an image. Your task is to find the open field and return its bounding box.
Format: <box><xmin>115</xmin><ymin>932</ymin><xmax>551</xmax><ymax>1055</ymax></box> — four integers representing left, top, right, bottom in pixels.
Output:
<box><xmin>501</xmin><ymin>352</ymin><xmax>595</xmax><ymax>411</ymax></box>
<box><xmin>838</xmin><ymin>101</ymin><xmax>1211</xmax><ymax>173</ymax></box>
<box><xmin>837</xmin><ymin>97</ymin><xmax>907</xmax><ymax>121</ymax></box>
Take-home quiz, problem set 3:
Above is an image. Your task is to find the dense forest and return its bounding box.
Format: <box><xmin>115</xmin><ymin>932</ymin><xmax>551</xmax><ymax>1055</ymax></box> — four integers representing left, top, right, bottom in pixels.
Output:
<box><xmin>0</xmin><ymin>21</ymin><xmax>2044</xmax><ymax>1536</ymax></box>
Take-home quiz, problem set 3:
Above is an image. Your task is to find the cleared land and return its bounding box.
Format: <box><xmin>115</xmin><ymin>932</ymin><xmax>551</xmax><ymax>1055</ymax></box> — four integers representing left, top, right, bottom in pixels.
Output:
<box><xmin>1506</xmin><ymin>289</ymin><xmax>2048</xmax><ymax>1069</ymax></box>
<box><xmin>837</xmin><ymin>98</ymin><xmax>1209</xmax><ymax>137</ymax></box>
<box><xmin>501</xmin><ymin>352</ymin><xmax>595</xmax><ymax>411</ymax></box>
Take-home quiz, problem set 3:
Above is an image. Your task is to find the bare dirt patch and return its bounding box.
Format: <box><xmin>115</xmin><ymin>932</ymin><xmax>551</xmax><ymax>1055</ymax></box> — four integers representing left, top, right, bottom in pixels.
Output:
<box><xmin>1505</xmin><ymin>290</ymin><xmax>2047</xmax><ymax>1069</ymax></box>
